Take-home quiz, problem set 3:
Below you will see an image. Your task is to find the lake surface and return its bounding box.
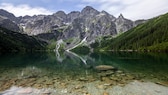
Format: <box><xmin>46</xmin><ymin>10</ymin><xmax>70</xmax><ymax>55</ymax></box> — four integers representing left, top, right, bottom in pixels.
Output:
<box><xmin>0</xmin><ymin>51</ymin><xmax>168</xmax><ymax>91</ymax></box>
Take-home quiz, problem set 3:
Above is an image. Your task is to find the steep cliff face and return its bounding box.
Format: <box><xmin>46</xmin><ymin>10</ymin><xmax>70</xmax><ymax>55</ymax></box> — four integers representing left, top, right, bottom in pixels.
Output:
<box><xmin>81</xmin><ymin>6</ymin><xmax>100</xmax><ymax>18</ymax></box>
<box><xmin>0</xmin><ymin>16</ymin><xmax>21</xmax><ymax>32</ymax></box>
<box><xmin>0</xmin><ymin>9</ymin><xmax>19</xmax><ymax>23</ymax></box>
<box><xmin>115</xmin><ymin>14</ymin><xmax>134</xmax><ymax>33</ymax></box>
<box><xmin>19</xmin><ymin>15</ymin><xmax>65</xmax><ymax>35</ymax></box>
<box><xmin>67</xmin><ymin>11</ymin><xmax>80</xmax><ymax>23</ymax></box>
<box><xmin>17</xmin><ymin>6</ymin><xmax>137</xmax><ymax>38</ymax></box>
<box><xmin>53</xmin><ymin>11</ymin><xmax>67</xmax><ymax>21</ymax></box>
<box><xmin>62</xmin><ymin>10</ymin><xmax>117</xmax><ymax>43</ymax></box>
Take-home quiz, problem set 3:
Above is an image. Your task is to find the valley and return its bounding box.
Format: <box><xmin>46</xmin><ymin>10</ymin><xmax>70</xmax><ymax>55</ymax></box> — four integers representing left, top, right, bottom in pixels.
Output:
<box><xmin>0</xmin><ymin>5</ymin><xmax>168</xmax><ymax>95</ymax></box>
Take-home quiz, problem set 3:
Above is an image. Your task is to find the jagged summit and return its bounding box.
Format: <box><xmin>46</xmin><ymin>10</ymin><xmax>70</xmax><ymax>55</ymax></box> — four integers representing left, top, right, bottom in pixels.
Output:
<box><xmin>101</xmin><ymin>10</ymin><xmax>116</xmax><ymax>20</ymax></box>
<box><xmin>82</xmin><ymin>6</ymin><xmax>95</xmax><ymax>11</ymax></box>
<box><xmin>53</xmin><ymin>11</ymin><xmax>67</xmax><ymax>20</ymax></box>
<box><xmin>118</xmin><ymin>14</ymin><xmax>124</xmax><ymax>19</ymax></box>
<box><xmin>0</xmin><ymin>6</ymin><xmax>145</xmax><ymax>43</ymax></box>
<box><xmin>81</xmin><ymin>6</ymin><xmax>99</xmax><ymax>16</ymax></box>
<box><xmin>53</xmin><ymin>11</ymin><xmax>66</xmax><ymax>16</ymax></box>
<box><xmin>101</xmin><ymin>10</ymin><xmax>109</xmax><ymax>15</ymax></box>
<box><xmin>67</xmin><ymin>11</ymin><xmax>80</xmax><ymax>22</ymax></box>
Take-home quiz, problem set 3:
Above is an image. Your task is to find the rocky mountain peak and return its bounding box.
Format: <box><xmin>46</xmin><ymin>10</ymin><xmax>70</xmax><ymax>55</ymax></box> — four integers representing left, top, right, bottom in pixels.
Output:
<box><xmin>81</xmin><ymin>6</ymin><xmax>99</xmax><ymax>16</ymax></box>
<box><xmin>0</xmin><ymin>9</ymin><xmax>19</xmax><ymax>23</ymax></box>
<box><xmin>53</xmin><ymin>11</ymin><xmax>67</xmax><ymax>21</ymax></box>
<box><xmin>53</xmin><ymin>11</ymin><xmax>66</xmax><ymax>16</ymax></box>
<box><xmin>67</xmin><ymin>11</ymin><xmax>80</xmax><ymax>22</ymax></box>
<box><xmin>101</xmin><ymin>10</ymin><xmax>109</xmax><ymax>15</ymax></box>
<box><xmin>100</xmin><ymin>10</ymin><xmax>116</xmax><ymax>21</ymax></box>
<box><xmin>118</xmin><ymin>14</ymin><xmax>124</xmax><ymax>19</ymax></box>
<box><xmin>0</xmin><ymin>7</ymin><xmax>145</xmax><ymax>45</ymax></box>
<box><xmin>0</xmin><ymin>9</ymin><xmax>15</xmax><ymax>17</ymax></box>
<box><xmin>115</xmin><ymin>14</ymin><xmax>134</xmax><ymax>33</ymax></box>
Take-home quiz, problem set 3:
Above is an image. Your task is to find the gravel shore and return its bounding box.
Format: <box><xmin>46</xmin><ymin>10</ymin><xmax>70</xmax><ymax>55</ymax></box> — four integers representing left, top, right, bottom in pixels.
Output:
<box><xmin>1</xmin><ymin>80</ymin><xmax>168</xmax><ymax>95</ymax></box>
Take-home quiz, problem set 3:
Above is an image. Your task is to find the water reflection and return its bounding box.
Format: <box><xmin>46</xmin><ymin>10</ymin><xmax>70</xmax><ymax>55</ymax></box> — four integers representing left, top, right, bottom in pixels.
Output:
<box><xmin>90</xmin><ymin>52</ymin><xmax>168</xmax><ymax>82</ymax></box>
<box><xmin>1</xmin><ymin>52</ymin><xmax>168</xmax><ymax>79</ymax></box>
<box><xmin>0</xmin><ymin>51</ymin><xmax>168</xmax><ymax>91</ymax></box>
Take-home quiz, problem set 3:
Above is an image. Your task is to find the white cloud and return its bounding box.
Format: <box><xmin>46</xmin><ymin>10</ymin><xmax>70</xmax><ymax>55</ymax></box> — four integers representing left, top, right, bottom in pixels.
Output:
<box><xmin>82</xmin><ymin>0</ymin><xmax>168</xmax><ymax>20</ymax></box>
<box><xmin>0</xmin><ymin>3</ymin><xmax>53</xmax><ymax>17</ymax></box>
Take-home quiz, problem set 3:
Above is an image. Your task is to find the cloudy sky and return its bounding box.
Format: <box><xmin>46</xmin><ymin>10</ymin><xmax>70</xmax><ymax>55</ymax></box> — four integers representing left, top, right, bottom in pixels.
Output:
<box><xmin>0</xmin><ymin>0</ymin><xmax>168</xmax><ymax>20</ymax></box>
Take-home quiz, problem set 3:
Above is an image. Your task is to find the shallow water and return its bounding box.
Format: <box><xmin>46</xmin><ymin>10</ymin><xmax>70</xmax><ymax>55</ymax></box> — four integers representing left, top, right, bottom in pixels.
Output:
<box><xmin>0</xmin><ymin>51</ymin><xmax>168</xmax><ymax>91</ymax></box>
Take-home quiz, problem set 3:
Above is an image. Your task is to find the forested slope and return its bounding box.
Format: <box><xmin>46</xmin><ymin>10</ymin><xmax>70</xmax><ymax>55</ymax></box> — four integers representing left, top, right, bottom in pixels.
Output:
<box><xmin>98</xmin><ymin>13</ymin><xmax>168</xmax><ymax>52</ymax></box>
<box><xmin>0</xmin><ymin>27</ymin><xmax>47</xmax><ymax>52</ymax></box>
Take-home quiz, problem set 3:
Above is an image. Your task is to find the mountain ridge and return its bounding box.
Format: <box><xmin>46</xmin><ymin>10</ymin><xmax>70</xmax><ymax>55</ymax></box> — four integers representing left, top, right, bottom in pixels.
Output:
<box><xmin>0</xmin><ymin>6</ymin><xmax>147</xmax><ymax>51</ymax></box>
<box><xmin>0</xmin><ymin>6</ymin><xmax>145</xmax><ymax>36</ymax></box>
<box><xmin>95</xmin><ymin>12</ymin><xmax>168</xmax><ymax>52</ymax></box>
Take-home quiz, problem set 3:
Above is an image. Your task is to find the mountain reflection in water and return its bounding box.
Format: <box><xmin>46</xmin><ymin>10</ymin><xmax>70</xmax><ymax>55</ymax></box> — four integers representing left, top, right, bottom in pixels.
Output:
<box><xmin>0</xmin><ymin>51</ymin><xmax>168</xmax><ymax>91</ymax></box>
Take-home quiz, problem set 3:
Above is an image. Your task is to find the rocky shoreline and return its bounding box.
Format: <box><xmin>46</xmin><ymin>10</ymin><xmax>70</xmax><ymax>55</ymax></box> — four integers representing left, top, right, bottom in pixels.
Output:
<box><xmin>0</xmin><ymin>65</ymin><xmax>168</xmax><ymax>95</ymax></box>
<box><xmin>1</xmin><ymin>80</ymin><xmax>168</xmax><ymax>95</ymax></box>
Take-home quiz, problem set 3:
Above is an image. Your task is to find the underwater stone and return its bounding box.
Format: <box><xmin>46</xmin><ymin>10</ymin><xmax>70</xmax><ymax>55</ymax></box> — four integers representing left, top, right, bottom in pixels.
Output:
<box><xmin>95</xmin><ymin>65</ymin><xmax>115</xmax><ymax>71</ymax></box>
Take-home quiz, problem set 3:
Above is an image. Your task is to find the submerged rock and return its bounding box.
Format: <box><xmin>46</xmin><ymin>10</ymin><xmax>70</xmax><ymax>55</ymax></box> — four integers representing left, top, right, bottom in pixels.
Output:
<box><xmin>116</xmin><ymin>70</ymin><xmax>123</xmax><ymax>73</ymax></box>
<box><xmin>98</xmin><ymin>70</ymin><xmax>115</xmax><ymax>77</ymax></box>
<box><xmin>95</xmin><ymin>65</ymin><xmax>115</xmax><ymax>71</ymax></box>
<box><xmin>78</xmin><ymin>77</ymin><xmax>89</xmax><ymax>81</ymax></box>
<box><xmin>103</xmin><ymin>92</ymin><xmax>109</xmax><ymax>95</ymax></box>
<box><xmin>17</xmin><ymin>88</ymin><xmax>33</xmax><ymax>94</ymax></box>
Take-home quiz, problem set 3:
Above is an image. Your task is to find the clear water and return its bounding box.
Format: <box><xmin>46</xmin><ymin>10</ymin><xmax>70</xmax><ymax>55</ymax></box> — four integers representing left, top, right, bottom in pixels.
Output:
<box><xmin>0</xmin><ymin>51</ymin><xmax>168</xmax><ymax>91</ymax></box>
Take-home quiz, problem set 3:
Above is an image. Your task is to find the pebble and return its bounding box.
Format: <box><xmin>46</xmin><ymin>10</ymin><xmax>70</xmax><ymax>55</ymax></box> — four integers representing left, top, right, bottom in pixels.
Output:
<box><xmin>116</xmin><ymin>70</ymin><xmax>123</xmax><ymax>73</ymax></box>
<box><xmin>41</xmin><ymin>91</ymin><xmax>51</xmax><ymax>95</ymax></box>
<box><xmin>61</xmin><ymin>89</ymin><xmax>68</xmax><ymax>93</ymax></box>
<box><xmin>110</xmin><ymin>77</ymin><xmax>119</xmax><ymax>81</ymax></box>
<box><xmin>97</xmin><ymin>85</ymin><xmax>108</xmax><ymax>89</ymax></box>
<box><xmin>105</xmin><ymin>71</ymin><xmax>114</xmax><ymax>75</ymax></box>
<box><xmin>104</xmin><ymin>83</ymin><xmax>111</xmax><ymax>86</ymax></box>
<box><xmin>79</xmin><ymin>77</ymin><xmax>88</xmax><ymax>81</ymax></box>
<box><xmin>17</xmin><ymin>88</ymin><xmax>32</xmax><ymax>94</ymax></box>
<box><xmin>75</xmin><ymin>85</ymin><xmax>84</xmax><ymax>89</ymax></box>
<box><xmin>103</xmin><ymin>92</ymin><xmax>109</xmax><ymax>95</ymax></box>
<box><xmin>97</xmin><ymin>85</ymin><xmax>104</xmax><ymax>89</ymax></box>
<box><xmin>84</xmin><ymin>93</ymin><xmax>91</xmax><ymax>95</ymax></box>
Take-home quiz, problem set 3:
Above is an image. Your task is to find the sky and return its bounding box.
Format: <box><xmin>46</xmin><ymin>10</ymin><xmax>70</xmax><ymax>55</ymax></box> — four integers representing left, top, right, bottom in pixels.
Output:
<box><xmin>0</xmin><ymin>0</ymin><xmax>168</xmax><ymax>20</ymax></box>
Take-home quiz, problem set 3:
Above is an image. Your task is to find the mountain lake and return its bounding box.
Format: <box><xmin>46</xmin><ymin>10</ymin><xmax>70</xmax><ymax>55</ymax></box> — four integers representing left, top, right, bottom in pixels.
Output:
<box><xmin>0</xmin><ymin>51</ymin><xmax>168</xmax><ymax>95</ymax></box>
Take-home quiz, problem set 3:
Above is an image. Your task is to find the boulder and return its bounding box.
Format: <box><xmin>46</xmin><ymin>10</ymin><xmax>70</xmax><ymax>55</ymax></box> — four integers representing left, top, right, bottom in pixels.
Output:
<box><xmin>95</xmin><ymin>65</ymin><xmax>115</xmax><ymax>71</ymax></box>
